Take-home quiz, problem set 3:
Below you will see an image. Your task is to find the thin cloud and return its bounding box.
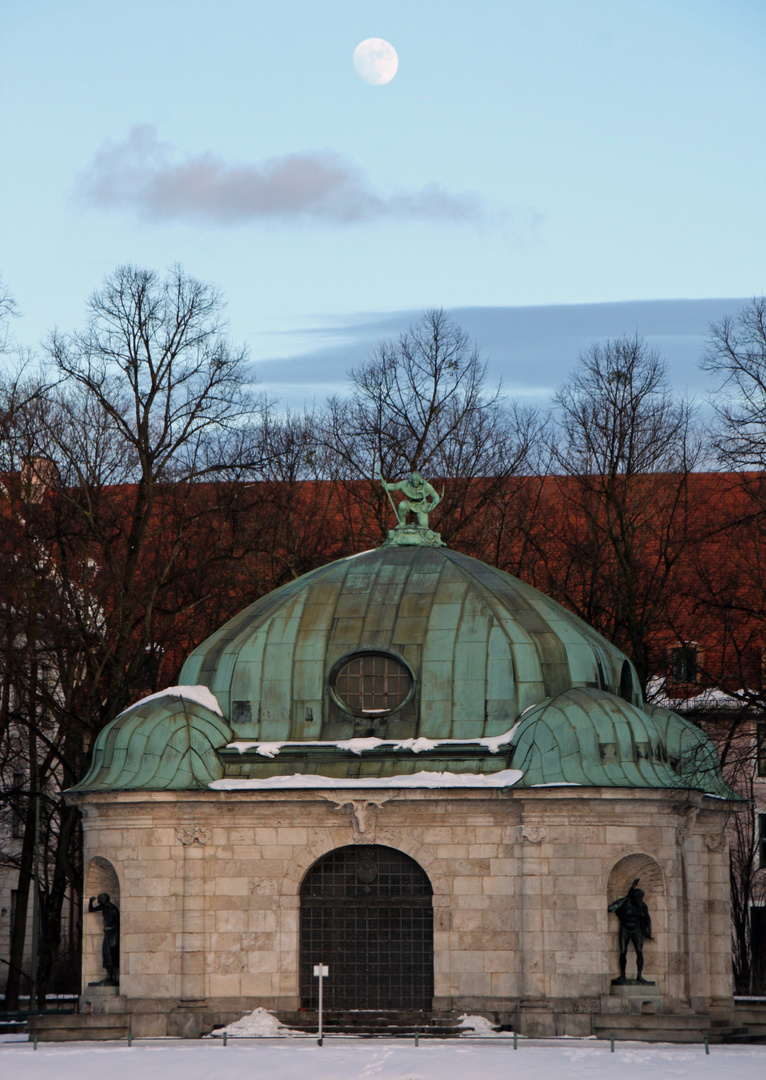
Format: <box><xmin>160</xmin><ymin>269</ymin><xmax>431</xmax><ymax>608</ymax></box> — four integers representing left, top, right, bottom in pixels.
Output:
<box><xmin>77</xmin><ymin>125</ymin><xmax>487</xmax><ymax>225</ymax></box>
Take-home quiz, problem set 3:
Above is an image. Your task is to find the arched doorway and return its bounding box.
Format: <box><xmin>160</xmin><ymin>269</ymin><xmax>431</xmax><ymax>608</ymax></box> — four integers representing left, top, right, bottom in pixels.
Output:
<box><xmin>299</xmin><ymin>845</ymin><xmax>434</xmax><ymax>1011</ymax></box>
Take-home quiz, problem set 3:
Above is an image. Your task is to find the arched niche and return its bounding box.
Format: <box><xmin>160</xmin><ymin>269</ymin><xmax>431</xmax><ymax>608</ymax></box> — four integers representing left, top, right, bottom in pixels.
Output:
<box><xmin>82</xmin><ymin>856</ymin><xmax>120</xmax><ymax>990</ymax></box>
<box><xmin>607</xmin><ymin>853</ymin><xmax>666</xmax><ymax>986</ymax></box>
<box><xmin>298</xmin><ymin>844</ymin><xmax>433</xmax><ymax>1011</ymax></box>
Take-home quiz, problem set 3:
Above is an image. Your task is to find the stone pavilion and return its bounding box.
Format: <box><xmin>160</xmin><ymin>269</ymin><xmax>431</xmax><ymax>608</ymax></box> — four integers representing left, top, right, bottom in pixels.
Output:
<box><xmin>66</xmin><ymin>506</ymin><xmax>738</xmax><ymax>1039</ymax></box>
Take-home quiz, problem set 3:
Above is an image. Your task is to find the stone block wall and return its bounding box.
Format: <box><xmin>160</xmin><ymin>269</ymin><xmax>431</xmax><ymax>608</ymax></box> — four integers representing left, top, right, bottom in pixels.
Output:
<box><xmin>72</xmin><ymin>786</ymin><xmax>734</xmax><ymax>1036</ymax></box>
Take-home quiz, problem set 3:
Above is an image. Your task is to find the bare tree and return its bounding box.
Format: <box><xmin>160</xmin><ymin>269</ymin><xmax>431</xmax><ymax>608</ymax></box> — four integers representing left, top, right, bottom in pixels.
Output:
<box><xmin>0</xmin><ymin>265</ymin><xmax>273</xmax><ymax>1006</ymax></box>
<box><xmin>0</xmin><ymin>373</ymin><xmax>80</xmax><ymax>1007</ymax></box>
<box><xmin>0</xmin><ymin>276</ymin><xmax>18</xmax><ymax>356</ymax></box>
<box><xmin>687</xmin><ymin>304</ymin><xmax>766</xmax><ymax>989</ymax></box>
<box><xmin>41</xmin><ymin>264</ymin><xmax>268</xmax><ymax>718</ymax></box>
<box><xmin>703</xmin><ymin>298</ymin><xmax>766</xmax><ymax>470</ymax></box>
<box><xmin>324</xmin><ymin>308</ymin><xmax>544</xmax><ymax>547</ymax></box>
<box><xmin>47</xmin><ymin>263</ymin><xmax>261</xmax><ymax>483</ymax></box>
<box><xmin>545</xmin><ymin>334</ymin><xmax>703</xmax><ymax>690</ymax></box>
<box><xmin>220</xmin><ymin>408</ymin><xmax>356</xmax><ymax>591</ymax></box>
<box><xmin>554</xmin><ymin>334</ymin><xmax>699</xmax><ymax>478</ymax></box>
<box><xmin>695</xmin><ymin>298</ymin><xmax>766</xmax><ymax>702</ymax></box>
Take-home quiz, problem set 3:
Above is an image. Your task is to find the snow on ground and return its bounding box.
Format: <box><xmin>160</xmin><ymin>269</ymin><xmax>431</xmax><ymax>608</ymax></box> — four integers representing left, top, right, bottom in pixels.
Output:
<box><xmin>211</xmin><ymin>1007</ymin><xmax>511</xmax><ymax>1039</ymax></box>
<box><xmin>456</xmin><ymin>1013</ymin><xmax>512</xmax><ymax>1035</ymax></box>
<box><xmin>210</xmin><ymin>1006</ymin><xmax>301</xmax><ymax>1036</ymax></box>
<box><xmin>2</xmin><ymin>1036</ymin><xmax>765</xmax><ymax>1080</ymax></box>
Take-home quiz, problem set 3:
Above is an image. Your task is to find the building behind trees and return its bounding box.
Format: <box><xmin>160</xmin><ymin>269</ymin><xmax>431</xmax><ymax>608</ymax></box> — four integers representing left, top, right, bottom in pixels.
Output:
<box><xmin>1</xmin><ymin>280</ymin><xmax>766</xmax><ymax>1012</ymax></box>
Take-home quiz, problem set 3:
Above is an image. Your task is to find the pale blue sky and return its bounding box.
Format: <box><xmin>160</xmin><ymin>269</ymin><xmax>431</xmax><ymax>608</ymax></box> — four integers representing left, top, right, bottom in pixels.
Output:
<box><xmin>1</xmin><ymin>0</ymin><xmax>764</xmax><ymax>406</ymax></box>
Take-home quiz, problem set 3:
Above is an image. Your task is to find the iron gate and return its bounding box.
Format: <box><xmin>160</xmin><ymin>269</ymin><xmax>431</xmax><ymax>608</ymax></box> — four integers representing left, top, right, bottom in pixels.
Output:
<box><xmin>299</xmin><ymin>845</ymin><xmax>434</xmax><ymax>1010</ymax></box>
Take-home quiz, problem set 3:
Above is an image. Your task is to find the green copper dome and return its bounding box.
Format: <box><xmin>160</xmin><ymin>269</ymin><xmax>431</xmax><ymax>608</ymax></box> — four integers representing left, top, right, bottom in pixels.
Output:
<box><xmin>72</xmin><ymin>543</ymin><xmax>733</xmax><ymax>796</ymax></box>
<box><xmin>73</xmin><ymin>690</ymin><xmax>232</xmax><ymax>792</ymax></box>
<box><xmin>179</xmin><ymin>544</ymin><xmax>640</xmax><ymax>745</ymax></box>
<box><xmin>643</xmin><ymin>704</ymin><xmax>736</xmax><ymax>797</ymax></box>
<box><xmin>511</xmin><ymin>688</ymin><xmax>734</xmax><ymax>795</ymax></box>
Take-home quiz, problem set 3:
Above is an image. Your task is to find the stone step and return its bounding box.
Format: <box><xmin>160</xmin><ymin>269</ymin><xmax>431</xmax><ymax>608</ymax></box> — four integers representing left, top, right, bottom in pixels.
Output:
<box><xmin>733</xmin><ymin>1008</ymin><xmax>766</xmax><ymax>1025</ymax></box>
<box><xmin>707</xmin><ymin>1027</ymin><xmax>751</xmax><ymax>1043</ymax></box>
<box><xmin>290</xmin><ymin>1027</ymin><xmax>461</xmax><ymax>1037</ymax></box>
<box><xmin>596</xmin><ymin>1013</ymin><xmax>709</xmax><ymax>1028</ymax></box>
<box><xmin>283</xmin><ymin>1009</ymin><xmax>459</xmax><ymax>1021</ymax></box>
<box><xmin>278</xmin><ymin>1009</ymin><xmax>465</xmax><ymax>1037</ymax></box>
<box><xmin>290</xmin><ymin>1018</ymin><xmax>461</xmax><ymax>1027</ymax></box>
<box><xmin>0</xmin><ymin>1009</ymin><xmax>76</xmax><ymax>1035</ymax></box>
<box><xmin>594</xmin><ymin>1013</ymin><xmax>710</xmax><ymax>1043</ymax></box>
<box><xmin>291</xmin><ymin>1021</ymin><xmax>462</xmax><ymax>1029</ymax></box>
<box><xmin>28</xmin><ymin>1013</ymin><xmax>130</xmax><ymax>1042</ymax></box>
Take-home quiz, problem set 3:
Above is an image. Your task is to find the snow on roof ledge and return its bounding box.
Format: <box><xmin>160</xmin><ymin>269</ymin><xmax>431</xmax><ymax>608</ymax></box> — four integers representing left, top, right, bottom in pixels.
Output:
<box><xmin>209</xmin><ymin>769</ymin><xmax>524</xmax><ymax>791</ymax></box>
<box><xmin>226</xmin><ymin>723</ymin><xmax>523</xmax><ymax>758</ymax></box>
<box><xmin>646</xmin><ymin>678</ymin><xmax>745</xmax><ymax>711</ymax></box>
<box><xmin>124</xmin><ymin>685</ymin><xmax>223</xmax><ymax>717</ymax></box>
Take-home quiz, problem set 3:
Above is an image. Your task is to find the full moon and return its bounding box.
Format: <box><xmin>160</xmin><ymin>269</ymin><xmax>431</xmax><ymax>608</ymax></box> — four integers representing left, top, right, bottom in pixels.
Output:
<box><xmin>353</xmin><ymin>38</ymin><xmax>398</xmax><ymax>86</ymax></box>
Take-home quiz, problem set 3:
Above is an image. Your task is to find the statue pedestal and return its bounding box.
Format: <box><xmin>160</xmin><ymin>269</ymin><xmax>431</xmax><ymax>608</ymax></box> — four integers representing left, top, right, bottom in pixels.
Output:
<box><xmin>168</xmin><ymin>1000</ymin><xmax>209</xmax><ymax>1039</ymax></box>
<box><xmin>386</xmin><ymin>526</ymin><xmax>443</xmax><ymax>547</ymax></box>
<box><xmin>80</xmin><ymin>985</ymin><xmax>127</xmax><ymax>1015</ymax></box>
<box><xmin>516</xmin><ymin>1002</ymin><xmax>556</xmax><ymax>1038</ymax></box>
<box><xmin>606</xmin><ymin>980</ymin><xmax>664</xmax><ymax>1015</ymax></box>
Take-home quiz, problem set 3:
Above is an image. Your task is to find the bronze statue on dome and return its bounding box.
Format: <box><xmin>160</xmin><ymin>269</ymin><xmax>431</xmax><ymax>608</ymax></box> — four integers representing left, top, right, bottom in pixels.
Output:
<box><xmin>377</xmin><ymin>466</ymin><xmax>445</xmax><ymax>547</ymax></box>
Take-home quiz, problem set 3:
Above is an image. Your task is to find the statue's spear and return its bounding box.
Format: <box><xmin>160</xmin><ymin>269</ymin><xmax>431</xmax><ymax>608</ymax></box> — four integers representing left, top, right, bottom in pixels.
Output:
<box><xmin>376</xmin><ymin>466</ymin><xmax>399</xmax><ymax>523</ymax></box>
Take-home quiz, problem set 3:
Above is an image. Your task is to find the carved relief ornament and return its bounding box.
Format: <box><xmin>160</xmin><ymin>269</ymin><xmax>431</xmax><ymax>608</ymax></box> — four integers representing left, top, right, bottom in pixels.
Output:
<box><xmin>176</xmin><ymin>826</ymin><xmax>210</xmax><ymax>846</ymax></box>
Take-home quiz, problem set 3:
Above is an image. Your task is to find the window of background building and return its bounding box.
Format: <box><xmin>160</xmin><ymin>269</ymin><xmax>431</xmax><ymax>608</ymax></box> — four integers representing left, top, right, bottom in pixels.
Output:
<box><xmin>670</xmin><ymin>644</ymin><xmax>699</xmax><ymax>684</ymax></box>
<box><xmin>39</xmin><ymin>662</ymin><xmax>51</xmax><ymax>720</ymax></box>
<box><xmin>11</xmin><ymin>772</ymin><xmax>23</xmax><ymax>839</ymax></box>
<box><xmin>758</xmin><ymin>722</ymin><xmax>766</xmax><ymax>778</ymax></box>
<box><xmin>752</xmin><ymin>905</ymin><xmax>766</xmax><ymax>992</ymax></box>
<box><xmin>760</xmin><ymin>814</ymin><xmax>766</xmax><ymax>870</ymax></box>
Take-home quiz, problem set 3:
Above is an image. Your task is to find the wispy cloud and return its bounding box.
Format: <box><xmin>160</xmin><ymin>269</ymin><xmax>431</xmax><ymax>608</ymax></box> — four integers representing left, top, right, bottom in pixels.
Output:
<box><xmin>77</xmin><ymin>125</ymin><xmax>487</xmax><ymax>226</ymax></box>
<box><xmin>249</xmin><ymin>299</ymin><xmax>745</xmax><ymax>412</ymax></box>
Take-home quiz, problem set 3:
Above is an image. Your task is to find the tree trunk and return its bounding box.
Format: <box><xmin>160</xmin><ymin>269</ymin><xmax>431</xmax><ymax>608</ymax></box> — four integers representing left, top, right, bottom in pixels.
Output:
<box><xmin>4</xmin><ymin>791</ymin><xmax>36</xmax><ymax>1009</ymax></box>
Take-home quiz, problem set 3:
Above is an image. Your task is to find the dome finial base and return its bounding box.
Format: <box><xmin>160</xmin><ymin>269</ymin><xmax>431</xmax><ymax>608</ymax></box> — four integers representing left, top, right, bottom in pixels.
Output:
<box><xmin>385</xmin><ymin>525</ymin><xmax>444</xmax><ymax>547</ymax></box>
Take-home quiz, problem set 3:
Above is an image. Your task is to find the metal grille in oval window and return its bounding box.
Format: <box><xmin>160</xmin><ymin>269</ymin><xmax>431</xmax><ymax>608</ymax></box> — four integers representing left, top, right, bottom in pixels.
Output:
<box><xmin>334</xmin><ymin>654</ymin><xmax>412</xmax><ymax>715</ymax></box>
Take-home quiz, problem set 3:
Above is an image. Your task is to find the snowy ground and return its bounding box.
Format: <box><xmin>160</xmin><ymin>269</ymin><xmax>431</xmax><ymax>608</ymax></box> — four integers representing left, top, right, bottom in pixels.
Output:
<box><xmin>2</xmin><ymin>1035</ymin><xmax>765</xmax><ymax>1080</ymax></box>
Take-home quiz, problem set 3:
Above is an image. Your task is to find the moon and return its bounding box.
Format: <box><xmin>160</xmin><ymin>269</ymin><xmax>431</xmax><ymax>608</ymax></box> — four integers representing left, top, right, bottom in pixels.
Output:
<box><xmin>353</xmin><ymin>38</ymin><xmax>398</xmax><ymax>86</ymax></box>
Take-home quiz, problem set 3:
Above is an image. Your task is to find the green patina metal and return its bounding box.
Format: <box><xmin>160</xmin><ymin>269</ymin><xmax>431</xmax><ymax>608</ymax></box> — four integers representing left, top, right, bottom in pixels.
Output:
<box><xmin>178</xmin><ymin>545</ymin><xmax>639</xmax><ymax>744</ymax></box>
<box><xmin>378</xmin><ymin>467</ymin><xmax>443</xmax><ymax>541</ymax></box>
<box><xmin>643</xmin><ymin>704</ymin><xmax>740</xmax><ymax>799</ymax></box>
<box><xmin>71</xmin><ymin>541</ymin><xmax>735</xmax><ymax>797</ymax></box>
<box><xmin>73</xmin><ymin>693</ymin><xmax>232</xmax><ymax>792</ymax></box>
<box><xmin>384</xmin><ymin>524</ymin><xmax>444</xmax><ymax>547</ymax></box>
<box><xmin>218</xmin><ymin>741</ymin><xmax>513</xmax><ymax>780</ymax></box>
<box><xmin>511</xmin><ymin>687</ymin><xmax>736</xmax><ymax>796</ymax></box>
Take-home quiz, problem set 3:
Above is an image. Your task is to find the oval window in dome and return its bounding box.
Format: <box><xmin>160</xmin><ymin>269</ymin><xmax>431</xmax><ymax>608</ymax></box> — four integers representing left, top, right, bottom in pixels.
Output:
<box><xmin>333</xmin><ymin>653</ymin><xmax>413</xmax><ymax>716</ymax></box>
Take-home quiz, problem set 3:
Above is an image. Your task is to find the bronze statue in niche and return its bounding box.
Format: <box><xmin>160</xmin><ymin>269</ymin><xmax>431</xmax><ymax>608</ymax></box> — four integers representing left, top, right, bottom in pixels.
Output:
<box><xmin>88</xmin><ymin>893</ymin><xmax>120</xmax><ymax>986</ymax></box>
<box><xmin>608</xmin><ymin>877</ymin><xmax>654</xmax><ymax>985</ymax></box>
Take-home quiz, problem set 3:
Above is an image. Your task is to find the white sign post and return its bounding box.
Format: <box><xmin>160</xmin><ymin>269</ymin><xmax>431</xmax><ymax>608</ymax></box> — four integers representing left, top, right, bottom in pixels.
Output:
<box><xmin>313</xmin><ymin>963</ymin><xmax>329</xmax><ymax>1044</ymax></box>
